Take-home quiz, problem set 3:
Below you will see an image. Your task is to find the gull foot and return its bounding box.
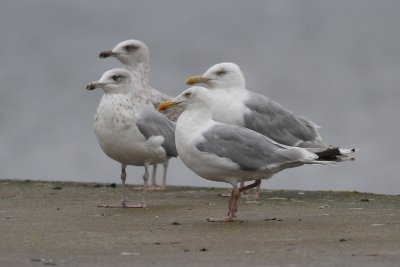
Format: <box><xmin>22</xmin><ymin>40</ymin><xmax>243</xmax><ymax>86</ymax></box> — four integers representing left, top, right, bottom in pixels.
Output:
<box><xmin>148</xmin><ymin>185</ymin><xmax>167</xmax><ymax>191</ymax></box>
<box><xmin>97</xmin><ymin>202</ymin><xmax>146</xmax><ymax>208</ymax></box>
<box><xmin>218</xmin><ymin>191</ymin><xmax>232</xmax><ymax>197</ymax></box>
<box><xmin>241</xmin><ymin>193</ymin><xmax>260</xmax><ymax>200</ymax></box>
<box><xmin>219</xmin><ymin>191</ymin><xmax>258</xmax><ymax>198</ymax></box>
<box><xmin>207</xmin><ymin>216</ymin><xmax>235</xmax><ymax>222</ymax></box>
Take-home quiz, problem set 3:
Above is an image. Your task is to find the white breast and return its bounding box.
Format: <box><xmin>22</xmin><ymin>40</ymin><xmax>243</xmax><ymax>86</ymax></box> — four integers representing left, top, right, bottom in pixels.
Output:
<box><xmin>94</xmin><ymin>94</ymin><xmax>166</xmax><ymax>166</ymax></box>
<box><xmin>209</xmin><ymin>89</ymin><xmax>248</xmax><ymax>126</ymax></box>
<box><xmin>175</xmin><ymin>110</ymin><xmax>242</xmax><ymax>185</ymax></box>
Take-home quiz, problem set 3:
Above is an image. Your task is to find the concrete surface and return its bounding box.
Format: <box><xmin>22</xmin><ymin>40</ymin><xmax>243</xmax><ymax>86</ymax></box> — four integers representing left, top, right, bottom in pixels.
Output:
<box><xmin>0</xmin><ymin>179</ymin><xmax>399</xmax><ymax>267</ymax></box>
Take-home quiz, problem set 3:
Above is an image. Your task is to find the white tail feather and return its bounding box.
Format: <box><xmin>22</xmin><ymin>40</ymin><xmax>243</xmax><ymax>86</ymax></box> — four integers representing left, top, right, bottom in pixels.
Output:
<box><xmin>339</xmin><ymin>148</ymin><xmax>358</xmax><ymax>154</ymax></box>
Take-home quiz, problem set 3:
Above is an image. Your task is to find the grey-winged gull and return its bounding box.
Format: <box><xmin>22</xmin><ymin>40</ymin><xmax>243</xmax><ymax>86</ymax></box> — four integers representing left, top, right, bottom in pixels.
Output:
<box><xmin>99</xmin><ymin>39</ymin><xmax>182</xmax><ymax>190</ymax></box>
<box><xmin>86</xmin><ymin>68</ymin><xmax>177</xmax><ymax>207</ymax></box>
<box><xmin>159</xmin><ymin>86</ymin><xmax>332</xmax><ymax>221</ymax></box>
<box><xmin>186</xmin><ymin>62</ymin><xmax>355</xmax><ymax>196</ymax></box>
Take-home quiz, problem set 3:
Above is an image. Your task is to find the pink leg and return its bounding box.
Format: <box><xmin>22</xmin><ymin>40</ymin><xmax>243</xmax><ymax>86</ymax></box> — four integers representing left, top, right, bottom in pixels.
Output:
<box><xmin>148</xmin><ymin>160</ymin><xmax>169</xmax><ymax>191</ymax></box>
<box><xmin>208</xmin><ymin>185</ymin><xmax>240</xmax><ymax>222</ymax></box>
<box><xmin>149</xmin><ymin>164</ymin><xmax>158</xmax><ymax>190</ymax></box>
<box><xmin>239</xmin><ymin>180</ymin><xmax>261</xmax><ymax>194</ymax></box>
<box><xmin>239</xmin><ymin>181</ymin><xmax>247</xmax><ymax>196</ymax></box>
<box><xmin>241</xmin><ymin>180</ymin><xmax>262</xmax><ymax>199</ymax></box>
<box><xmin>140</xmin><ymin>164</ymin><xmax>149</xmax><ymax>207</ymax></box>
<box><xmin>207</xmin><ymin>180</ymin><xmax>262</xmax><ymax>221</ymax></box>
<box><xmin>227</xmin><ymin>188</ymin><xmax>240</xmax><ymax>218</ymax></box>
<box><xmin>160</xmin><ymin>160</ymin><xmax>169</xmax><ymax>190</ymax></box>
<box><xmin>220</xmin><ymin>180</ymin><xmax>261</xmax><ymax>198</ymax></box>
<box><xmin>98</xmin><ymin>164</ymin><xmax>147</xmax><ymax>208</ymax></box>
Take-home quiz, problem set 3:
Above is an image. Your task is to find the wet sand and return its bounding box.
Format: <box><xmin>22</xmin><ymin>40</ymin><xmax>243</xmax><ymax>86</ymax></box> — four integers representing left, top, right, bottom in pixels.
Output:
<box><xmin>0</xmin><ymin>179</ymin><xmax>399</xmax><ymax>267</ymax></box>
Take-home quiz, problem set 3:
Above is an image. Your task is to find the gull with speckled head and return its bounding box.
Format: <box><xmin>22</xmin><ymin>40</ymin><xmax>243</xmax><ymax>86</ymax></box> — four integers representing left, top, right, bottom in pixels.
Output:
<box><xmin>99</xmin><ymin>39</ymin><xmax>182</xmax><ymax>190</ymax></box>
<box><xmin>86</xmin><ymin>68</ymin><xmax>177</xmax><ymax>208</ymax></box>
<box><xmin>159</xmin><ymin>86</ymin><xmax>333</xmax><ymax>221</ymax></box>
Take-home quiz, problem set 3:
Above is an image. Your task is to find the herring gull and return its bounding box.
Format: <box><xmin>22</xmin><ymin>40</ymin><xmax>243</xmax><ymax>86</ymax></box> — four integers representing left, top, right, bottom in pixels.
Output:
<box><xmin>186</xmin><ymin>62</ymin><xmax>355</xmax><ymax>196</ymax></box>
<box><xmin>99</xmin><ymin>39</ymin><xmax>182</xmax><ymax>190</ymax></box>
<box><xmin>186</xmin><ymin>62</ymin><xmax>355</xmax><ymax>155</ymax></box>
<box><xmin>159</xmin><ymin>86</ymin><xmax>332</xmax><ymax>221</ymax></box>
<box><xmin>86</xmin><ymin>68</ymin><xmax>177</xmax><ymax>207</ymax></box>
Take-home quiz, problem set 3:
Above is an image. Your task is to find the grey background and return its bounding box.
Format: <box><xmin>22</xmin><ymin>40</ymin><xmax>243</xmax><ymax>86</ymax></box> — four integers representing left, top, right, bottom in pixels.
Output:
<box><xmin>1</xmin><ymin>1</ymin><xmax>399</xmax><ymax>194</ymax></box>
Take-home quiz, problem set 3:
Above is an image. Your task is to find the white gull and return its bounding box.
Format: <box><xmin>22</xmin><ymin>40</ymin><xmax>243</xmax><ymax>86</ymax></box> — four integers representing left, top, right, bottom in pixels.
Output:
<box><xmin>159</xmin><ymin>86</ymin><xmax>332</xmax><ymax>221</ymax></box>
<box><xmin>186</xmin><ymin>62</ymin><xmax>355</xmax><ymax>196</ymax></box>
<box><xmin>87</xmin><ymin>68</ymin><xmax>177</xmax><ymax>207</ymax></box>
<box><xmin>99</xmin><ymin>39</ymin><xmax>182</xmax><ymax>190</ymax></box>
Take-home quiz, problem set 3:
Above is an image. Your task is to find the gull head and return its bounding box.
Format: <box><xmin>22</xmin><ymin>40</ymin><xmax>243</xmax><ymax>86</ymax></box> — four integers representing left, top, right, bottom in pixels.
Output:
<box><xmin>99</xmin><ymin>39</ymin><xmax>149</xmax><ymax>67</ymax></box>
<box><xmin>86</xmin><ymin>68</ymin><xmax>133</xmax><ymax>94</ymax></box>
<box><xmin>158</xmin><ymin>86</ymin><xmax>211</xmax><ymax>111</ymax></box>
<box><xmin>186</xmin><ymin>62</ymin><xmax>245</xmax><ymax>90</ymax></box>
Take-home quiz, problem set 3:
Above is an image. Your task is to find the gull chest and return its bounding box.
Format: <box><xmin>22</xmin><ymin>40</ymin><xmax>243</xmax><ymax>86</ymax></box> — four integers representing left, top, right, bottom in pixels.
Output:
<box><xmin>94</xmin><ymin>95</ymin><xmax>147</xmax><ymax>164</ymax></box>
<box><xmin>210</xmin><ymin>89</ymin><xmax>248</xmax><ymax>126</ymax></box>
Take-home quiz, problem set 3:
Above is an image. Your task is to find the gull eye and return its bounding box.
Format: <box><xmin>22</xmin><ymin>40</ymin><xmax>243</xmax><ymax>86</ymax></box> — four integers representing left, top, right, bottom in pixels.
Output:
<box><xmin>184</xmin><ymin>92</ymin><xmax>192</xmax><ymax>97</ymax></box>
<box><xmin>215</xmin><ymin>69</ymin><xmax>226</xmax><ymax>76</ymax></box>
<box><xmin>112</xmin><ymin>75</ymin><xmax>121</xmax><ymax>81</ymax></box>
<box><xmin>125</xmin><ymin>45</ymin><xmax>138</xmax><ymax>52</ymax></box>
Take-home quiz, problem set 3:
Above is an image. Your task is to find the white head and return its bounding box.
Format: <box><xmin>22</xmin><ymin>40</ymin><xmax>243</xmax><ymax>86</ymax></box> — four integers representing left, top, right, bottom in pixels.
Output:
<box><xmin>158</xmin><ymin>86</ymin><xmax>212</xmax><ymax>112</ymax></box>
<box><xmin>86</xmin><ymin>68</ymin><xmax>134</xmax><ymax>94</ymax></box>
<box><xmin>99</xmin><ymin>39</ymin><xmax>149</xmax><ymax>68</ymax></box>
<box><xmin>186</xmin><ymin>62</ymin><xmax>246</xmax><ymax>89</ymax></box>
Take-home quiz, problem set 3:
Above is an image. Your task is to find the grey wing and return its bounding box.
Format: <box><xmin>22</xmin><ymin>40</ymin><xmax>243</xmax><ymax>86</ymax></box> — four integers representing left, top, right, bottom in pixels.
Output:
<box><xmin>136</xmin><ymin>106</ymin><xmax>178</xmax><ymax>157</ymax></box>
<box><xmin>196</xmin><ymin>124</ymin><xmax>304</xmax><ymax>171</ymax></box>
<box><xmin>148</xmin><ymin>86</ymin><xmax>172</xmax><ymax>105</ymax></box>
<box><xmin>148</xmin><ymin>86</ymin><xmax>184</xmax><ymax>122</ymax></box>
<box><xmin>243</xmin><ymin>92</ymin><xmax>324</xmax><ymax>147</ymax></box>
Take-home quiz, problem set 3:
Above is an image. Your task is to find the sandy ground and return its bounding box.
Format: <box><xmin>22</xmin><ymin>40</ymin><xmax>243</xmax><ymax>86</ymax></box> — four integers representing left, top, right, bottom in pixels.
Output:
<box><xmin>0</xmin><ymin>179</ymin><xmax>399</xmax><ymax>267</ymax></box>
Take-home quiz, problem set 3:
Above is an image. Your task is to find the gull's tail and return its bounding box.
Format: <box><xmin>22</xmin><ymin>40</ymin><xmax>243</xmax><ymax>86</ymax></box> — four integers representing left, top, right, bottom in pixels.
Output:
<box><xmin>310</xmin><ymin>147</ymin><xmax>357</xmax><ymax>162</ymax></box>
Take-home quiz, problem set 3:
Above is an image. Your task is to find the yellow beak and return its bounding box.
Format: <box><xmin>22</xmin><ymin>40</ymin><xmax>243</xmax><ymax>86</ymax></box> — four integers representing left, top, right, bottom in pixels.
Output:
<box><xmin>158</xmin><ymin>100</ymin><xmax>177</xmax><ymax>111</ymax></box>
<box><xmin>186</xmin><ymin>76</ymin><xmax>211</xmax><ymax>85</ymax></box>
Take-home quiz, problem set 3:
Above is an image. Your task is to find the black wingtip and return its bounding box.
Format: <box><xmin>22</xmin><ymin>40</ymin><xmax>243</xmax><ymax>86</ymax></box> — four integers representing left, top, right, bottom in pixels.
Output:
<box><xmin>315</xmin><ymin>147</ymin><xmax>341</xmax><ymax>160</ymax></box>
